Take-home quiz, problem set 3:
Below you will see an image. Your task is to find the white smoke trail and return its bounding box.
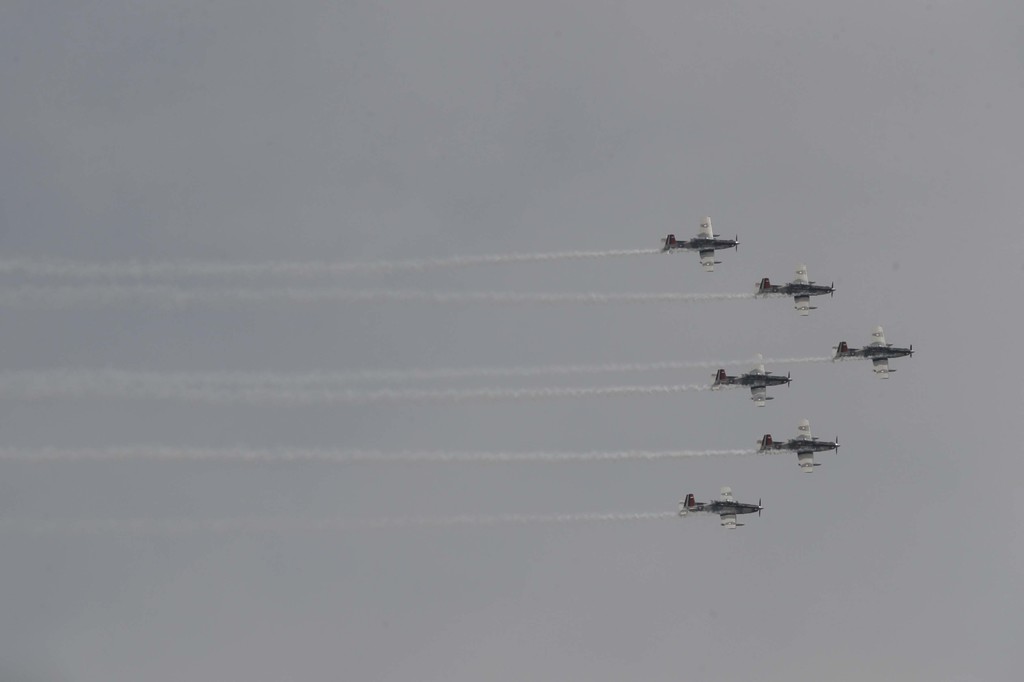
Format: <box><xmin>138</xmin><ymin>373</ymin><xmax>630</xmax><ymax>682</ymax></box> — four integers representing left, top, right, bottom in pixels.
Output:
<box><xmin>0</xmin><ymin>250</ymin><xmax>662</xmax><ymax>279</ymax></box>
<box><xmin>0</xmin><ymin>375</ymin><xmax>716</xmax><ymax>405</ymax></box>
<box><xmin>759</xmin><ymin>356</ymin><xmax>835</xmax><ymax>366</ymax></box>
<box><xmin>0</xmin><ymin>358</ymin><xmax>831</xmax><ymax>393</ymax></box>
<box><xmin>0</xmin><ymin>511</ymin><xmax>679</xmax><ymax>535</ymax></box>
<box><xmin>0</xmin><ymin>446</ymin><xmax>759</xmax><ymax>463</ymax></box>
<box><xmin>0</xmin><ymin>284</ymin><xmax>760</xmax><ymax>308</ymax></box>
<box><xmin>294</xmin><ymin>356</ymin><xmax>833</xmax><ymax>384</ymax></box>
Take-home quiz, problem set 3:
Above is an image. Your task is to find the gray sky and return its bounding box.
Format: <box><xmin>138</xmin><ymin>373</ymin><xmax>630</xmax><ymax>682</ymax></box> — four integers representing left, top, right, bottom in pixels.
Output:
<box><xmin>1</xmin><ymin>1</ymin><xmax>1022</xmax><ymax>680</ymax></box>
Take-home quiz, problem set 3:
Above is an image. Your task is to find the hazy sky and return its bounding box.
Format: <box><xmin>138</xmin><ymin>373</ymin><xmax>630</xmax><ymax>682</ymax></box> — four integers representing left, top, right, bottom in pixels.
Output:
<box><xmin>1</xmin><ymin>2</ymin><xmax>1022</xmax><ymax>680</ymax></box>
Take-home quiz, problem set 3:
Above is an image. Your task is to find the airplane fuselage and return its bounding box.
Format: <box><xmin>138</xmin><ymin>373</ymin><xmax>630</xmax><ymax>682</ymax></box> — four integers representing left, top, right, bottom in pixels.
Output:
<box><xmin>862</xmin><ymin>346</ymin><xmax>913</xmax><ymax>359</ymax></box>
<box><xmin>719</xmin><ymin>373</ymin><xmax>790</xmax><ymax>388</ymax></box>
<box><xmin>837</xmin><ymin>346</ymin><xmax>913</xmax><ymax>360</ymax></box>
<box><xmin>667</xmin><ymin>237</ymin><xmax>739</xmax><ymax>252</ymax></box>
<box><xmin>692</xmin><ymin>500</ymin><xmax>761</xmax><ymax>516</ymax></box>
<box><xmin>764</xmin><ymin>438</ymin><xmax>838</xmax><ymax>454</ymax></box>
<box><xmin>771</xmin><ymin>283</ymin><xmax>834</xmax><ymax>297</ymax></box>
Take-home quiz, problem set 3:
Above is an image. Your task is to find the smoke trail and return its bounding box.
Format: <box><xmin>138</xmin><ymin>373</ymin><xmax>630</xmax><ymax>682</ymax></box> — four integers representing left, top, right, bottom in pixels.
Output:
<box><xmin>273</xmin><ymin>356</ymin><xmax>835</xmax><ymax>385</ymax></box>
<box><xmin>0</xmin><ymin>375</ymin><xmax>717</xmax><ymax>405</ymax></box>
<box><xmin>0</xmin><ymin>358</ymin><xmax>831</xmax><ymax>393</ymax></box>
<box><xmin>0</xmin><ymin>250</ymin><xmax>662</xmax><ymax>279</ymax></box>
<box><xmin>759</xmin><ymin>356</ymin><xmax>834</xmax><ymax>366</ymax></box>
<box><xmin>0</xmin><ymin>284</ymin><xmax>761</xmax><ymax>308</ymax></box>
<box><xmin>0</xmin><ymin>512</ymin><xmax>679</xmax><ymax>535</ymax></box>
<box><xmin>0</xmin><ymin>446</ymin><xmax>759</xmax><ymax>463</ymax></box>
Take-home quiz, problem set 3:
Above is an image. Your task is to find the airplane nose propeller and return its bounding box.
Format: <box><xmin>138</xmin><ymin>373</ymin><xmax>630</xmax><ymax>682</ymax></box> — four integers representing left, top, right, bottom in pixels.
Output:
<box><xmin>758</xmin><ymin>499</ymin><xmax>763</xmax><ymax>517</ymax></box>
<box><xmin>830</xmin><ymin>282</ymin><xmax>835</xmax><ymax>298</ymax></box>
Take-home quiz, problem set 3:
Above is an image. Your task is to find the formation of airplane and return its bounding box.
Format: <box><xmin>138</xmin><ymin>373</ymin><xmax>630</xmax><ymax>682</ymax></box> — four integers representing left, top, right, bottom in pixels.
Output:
<box><xmin>755</xmin><ymin>264</ymin><xmax>835</xmax><ymax>315</ymax></box>
<box><xmin>661</xmin><ymin>216</ymin><xmax>739</xmax><ymax>272</ymax></box>
<box><xmin>833</xmin><ymin>326</ymin><xmax>914</xmax><ymax>378</ymax></box>
<box><xmin>758</xmin><ymin>419</ymin><xmax>839</xmax><ymax>472</ymax></box>
<box><xmin>678</xmin><ymin>487</ymin><xmax>762</xmax><ymax>529</ymax></box>
<box><xmin>650</xmin><ymin>218</ymin><xmax>914</xmax><ymax>525</ymax></box>
<box><xmin>711</xmin><ymin>355</ymin><xmax>790</xmax><ymax>406</ymax></box>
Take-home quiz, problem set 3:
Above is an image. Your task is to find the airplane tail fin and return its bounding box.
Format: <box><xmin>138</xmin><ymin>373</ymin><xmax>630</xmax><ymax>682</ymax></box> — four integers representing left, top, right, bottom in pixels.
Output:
<box><xmin>756</xmin><ymin>277</ymin><xmax>771</xmax><ymax>293</ymax></box>
<box><xmin>712</xmin><ymin>369</ymin><xmax>727</xmax><ymax>387</ymax></box>
<box><xmin>758</xmin><ymin>434</ymin><xmax>773</xmax><ymax>451</ymax></box>
<box><xmin>678</xmin><ymin>493</ymin><xmax>696</xmax><ymax>516</ymax></box>
<box><xmin>662</xmin><ymin>234</ymin><xmax>676</xmax><ymax>252</ymax></box>
<box><xmin>833</xmin><ymin>341</ymin><xmax>849</xmax><ymax>359</ymax></box>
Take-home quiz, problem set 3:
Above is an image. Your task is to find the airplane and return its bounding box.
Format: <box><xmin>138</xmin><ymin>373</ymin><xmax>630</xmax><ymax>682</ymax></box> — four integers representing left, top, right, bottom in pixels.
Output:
<box><xmin>678</xmin><ymin>487</ymin><xmax>763</xmax><ymax>529</ymax></box>
<box><xmin>833</xmin><ymin>326</ymin><xmax>914</xmax><ymax>378</ymax></box>
<box><xmin>661</xmin><ymin>216</ymin><xmax>739</xmax><ymax>272</ymax></box>
<box><xmin>757</xmin><ymin>418</ymin><xmax>839</xmax><ymax>472</ymax></box>
<box><xmin>711</xmin><ymin>354</ymin><xmax>791</xmax><ymax>406</ymax></box>
<box><xmin>755</xmin><ymin>264</ymin><xmax>835</xmax><ymax>315</ymax></box>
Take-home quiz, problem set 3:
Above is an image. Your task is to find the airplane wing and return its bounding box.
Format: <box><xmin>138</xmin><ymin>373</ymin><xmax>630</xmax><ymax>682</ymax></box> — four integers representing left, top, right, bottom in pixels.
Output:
<box><xmin>797</xmin><ymin>419</ymin><xmax>812</xmax><ymax>440</ymax></box>
<box><xmin>719</xmin><ymin>486</ymin><xmax>735</xmax><ymax>502</ymax></box>
<box><xmin>794</xmin><ymin>264</ymin><xmax>810</xmax><ymax>284</ymax></box>
<box><xmin>872</xmin><ymin>357</ymin><xmax>891</xmax><ymax>378</ymax></box>
<box><xmin>720</xmin><ymin>513</ymin><xmax>738</xmax><ymax>529</ymax></box>
<box><xmin>698</xmin><ymin>217</ymin><xmax>715</xmax><ymax>238</ymax></box>
<box><xmin>797</xmin><ymin>451</ymin><xmax>816</xmax><ymax>472</ymax></box>
<box><xmin>794</xmin><ymin>294</ymin><xmax>812</xmax><ymax>316</ymax></box>
<box><xmin>750</xmin><ymin>385</ymin><xmax>770</xmax><ymax>406</ymax></box>
<box><xmin>699</xmin><ymin>249</ymin><xmax>716</xmax><ymax>272</ymax></box>
<box><xmin>870</xmin><ymin>326</ymin><xmax>887</xmax><ymax>346</ymax></box>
